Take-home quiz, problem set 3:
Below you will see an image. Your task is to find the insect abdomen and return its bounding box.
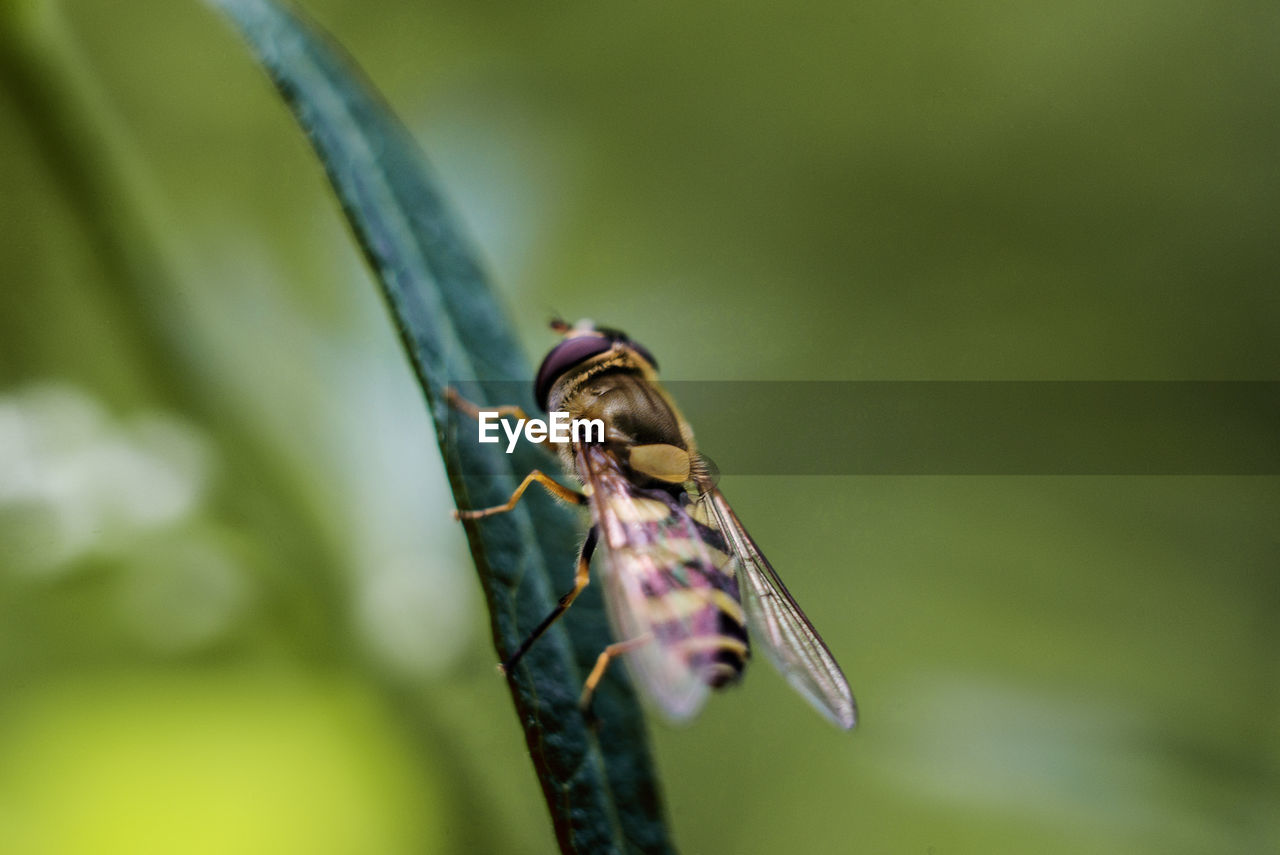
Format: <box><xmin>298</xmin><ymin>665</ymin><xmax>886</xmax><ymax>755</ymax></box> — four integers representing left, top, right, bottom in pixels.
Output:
<box><xmin>689</xmin><ymin>526</ymin><xmax>750</xmax><ymax>688</ymax></box>
<box><xmin>637</xmin><ymin>535</ymin><xmax>751</xmax><ymax>690</ymax></box>
<box><xmin>703</xmin><ymin>610</ymin><xmax>749</xmax><ymax>688</ymax></box>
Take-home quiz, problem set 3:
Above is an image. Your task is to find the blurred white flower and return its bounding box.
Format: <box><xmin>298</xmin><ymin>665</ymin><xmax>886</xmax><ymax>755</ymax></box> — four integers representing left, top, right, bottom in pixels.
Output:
<box><xmin>0</xmin><ymin>383</ymin><xmax>211</xmax><ymax>576</ymax></box>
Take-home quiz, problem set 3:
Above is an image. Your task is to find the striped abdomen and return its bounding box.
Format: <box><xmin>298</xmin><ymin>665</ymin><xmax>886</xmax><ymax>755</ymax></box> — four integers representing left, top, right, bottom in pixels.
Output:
<box><xmin>598</xmin><ymin>477</ymin><xmax>751</xmax><ymax>690</ymax></box>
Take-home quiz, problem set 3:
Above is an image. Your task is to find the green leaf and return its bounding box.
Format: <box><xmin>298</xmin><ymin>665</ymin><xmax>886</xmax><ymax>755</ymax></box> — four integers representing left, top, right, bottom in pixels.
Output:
<box><xmin>208</xmin><ymin>1</ymin><xmax>675</xmax><ymax>852</ymax></box>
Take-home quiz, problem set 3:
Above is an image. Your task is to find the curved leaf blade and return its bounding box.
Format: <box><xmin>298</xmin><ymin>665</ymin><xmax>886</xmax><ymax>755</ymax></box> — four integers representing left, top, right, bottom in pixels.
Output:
<box><xmin>208</xmin><ymin>1</ymin><xmax>674</xmax><ymax>852</ymax></box>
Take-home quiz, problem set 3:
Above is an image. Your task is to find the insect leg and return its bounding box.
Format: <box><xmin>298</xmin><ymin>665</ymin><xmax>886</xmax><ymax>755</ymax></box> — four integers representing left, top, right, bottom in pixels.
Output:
<box><xmin>499</xmin><ymin>526</ymin><xmax>598</xmax><ymax>675</ymax></box>
<box><xmin>452</xmin><ymin>470</ymin><xmax>586</xmax><ymax>520</ymax></box>
<box><xmin>579</xmin><ymin>634</ymin><xmax>653</xmax><ymax>716</ymax></box>
<box><xmin>444</xmin><ymin>386</ymin><xmax>533</xmax><ymax>423</ymax></box>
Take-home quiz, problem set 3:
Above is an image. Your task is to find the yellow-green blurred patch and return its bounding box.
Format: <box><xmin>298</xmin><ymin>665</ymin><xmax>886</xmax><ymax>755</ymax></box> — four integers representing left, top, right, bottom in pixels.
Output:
<box><xmin>0</xmin><ymin>668</ymin><xmax>442</xmax><ymax>855</ymax></box>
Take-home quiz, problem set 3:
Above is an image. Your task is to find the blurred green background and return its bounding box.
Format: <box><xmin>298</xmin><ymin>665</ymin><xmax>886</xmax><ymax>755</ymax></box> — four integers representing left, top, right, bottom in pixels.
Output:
<box><xmin>1</xmin><ymin>1</ymin><xmax>1276</xmax><ymax>852</ymax></box>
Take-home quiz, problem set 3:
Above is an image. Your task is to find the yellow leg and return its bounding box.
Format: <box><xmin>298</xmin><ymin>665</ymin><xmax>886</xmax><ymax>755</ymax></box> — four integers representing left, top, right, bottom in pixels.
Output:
<box><xmin>499</xmin><ymin>528</ymin><xmax>598</xmax><ymax>675</ymax></box>
<box><xmin>579</xmin><ymin>635</ymin><xmax>652</xmax><ymax>714</ymax></box>
<box><xmin>453</xmin><ymin>470</ymin><xmax>586</xmax><ymax>520</ymax></box>
<box><xmin>445</xmin><ymin>386</ymin><xmax>532</xmax><ymax>424</ymax></box>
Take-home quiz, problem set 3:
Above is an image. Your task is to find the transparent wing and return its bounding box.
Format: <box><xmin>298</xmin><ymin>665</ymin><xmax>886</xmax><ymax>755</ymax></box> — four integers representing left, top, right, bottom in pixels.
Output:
<box><xmin>702</xmin><ymin>489</ymin><xmax>857</xmax><ymax>729</ymax></box>
<box><xmin>598</xmin><ymin>542</ymin><xmax>711</xmax><ymax>722</ymax></box>
<box><xmin>577</xmin><ymin>444</ymin><xmax>717</xmax><ymax>722</ymax></box>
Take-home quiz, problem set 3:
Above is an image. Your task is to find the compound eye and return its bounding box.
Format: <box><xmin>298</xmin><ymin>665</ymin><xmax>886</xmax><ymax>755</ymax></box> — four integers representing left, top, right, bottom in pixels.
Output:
<box><xmin>535</xmin><ymin>336</ymin><xmax>613</xmax><ymax>409</ymax></box>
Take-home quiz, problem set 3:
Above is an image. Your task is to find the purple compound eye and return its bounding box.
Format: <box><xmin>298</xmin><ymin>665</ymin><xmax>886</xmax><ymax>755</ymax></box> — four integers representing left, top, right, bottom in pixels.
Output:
<box><xmin>535</xmin><ymin>336</ymin><xmax>614</xmax><ymax>409</ymax></box>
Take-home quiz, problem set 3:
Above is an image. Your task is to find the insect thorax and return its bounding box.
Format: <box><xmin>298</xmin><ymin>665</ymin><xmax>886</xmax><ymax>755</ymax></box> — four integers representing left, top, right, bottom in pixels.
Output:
<box><xmin>549</xmin><ymin>358</ymin><xmax>697</xmax><ymax>483</ymax></box>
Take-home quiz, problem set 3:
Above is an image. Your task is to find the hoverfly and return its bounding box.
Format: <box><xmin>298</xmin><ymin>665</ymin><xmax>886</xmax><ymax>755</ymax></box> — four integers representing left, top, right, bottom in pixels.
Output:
<box><xmin>451</xmin><ymin>319</ymin><xmax>856</xmax><ymax>729</ymax></box>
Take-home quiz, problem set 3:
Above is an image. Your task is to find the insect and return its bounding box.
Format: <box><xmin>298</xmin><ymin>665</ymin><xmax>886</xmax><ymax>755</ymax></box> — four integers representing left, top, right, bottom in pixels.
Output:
<box><xmin>451</xmin><ymin>319</ymin><xmax>857</xmax><ymax>729</ymax></box>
